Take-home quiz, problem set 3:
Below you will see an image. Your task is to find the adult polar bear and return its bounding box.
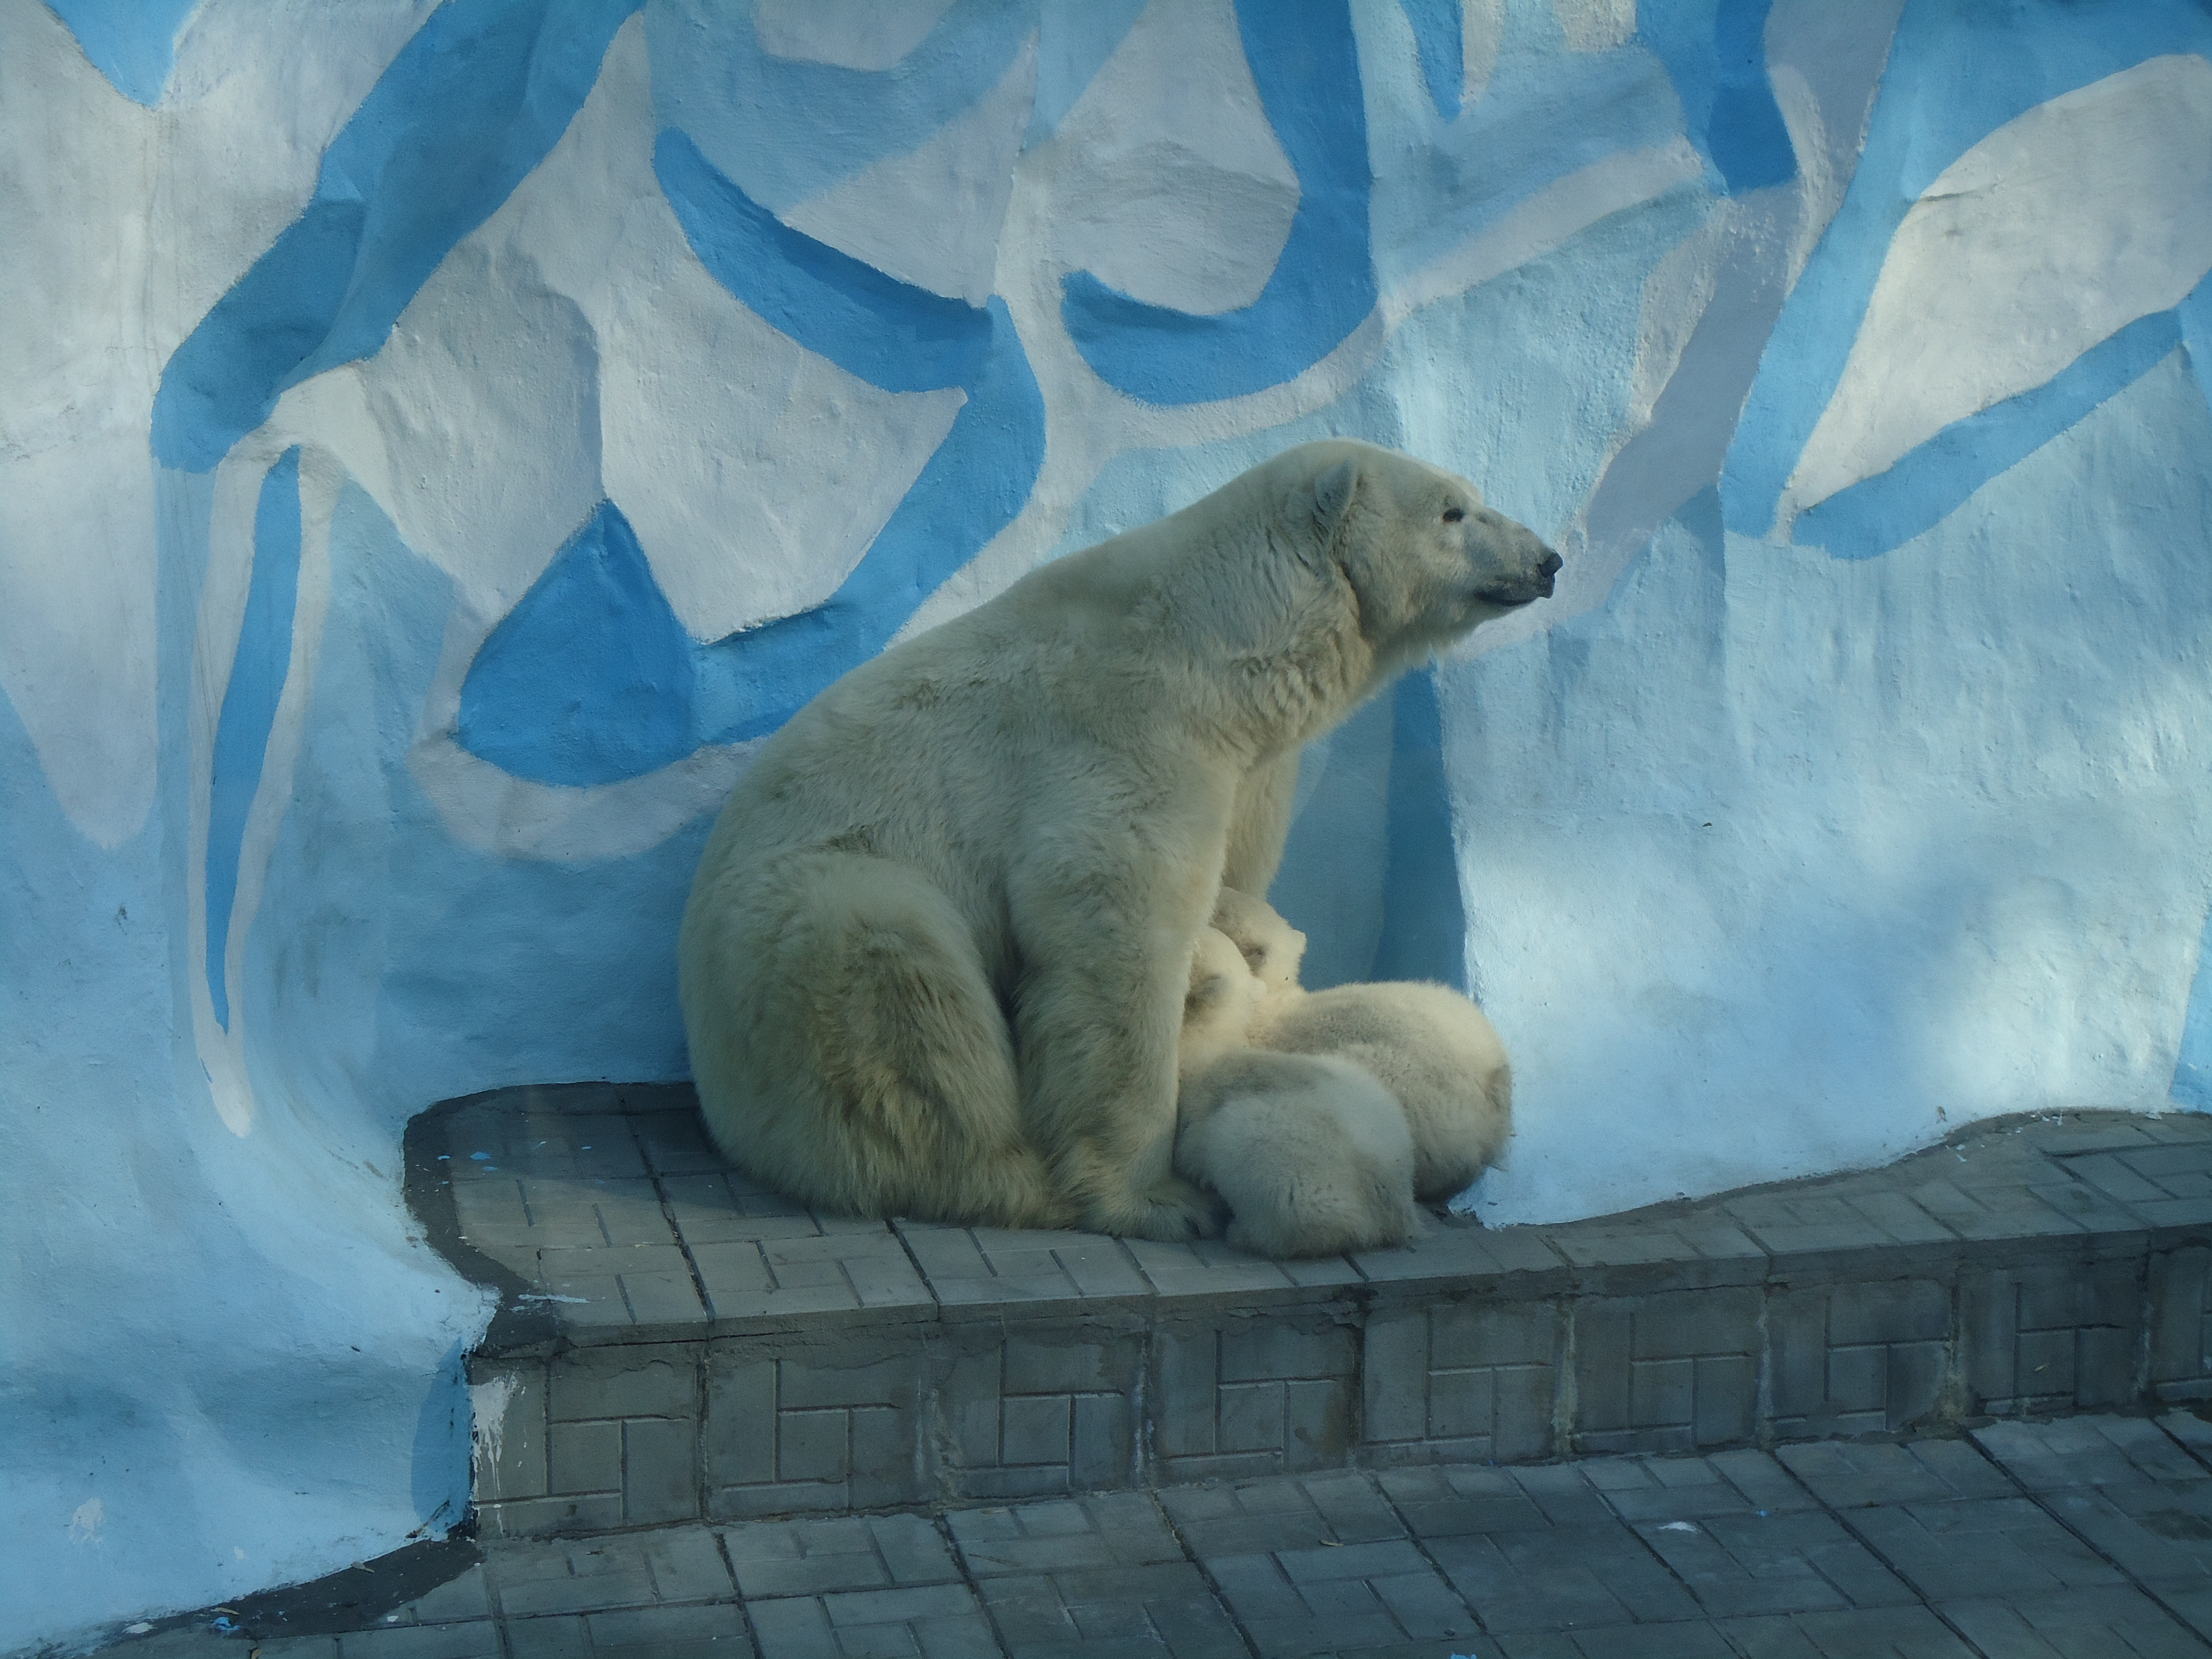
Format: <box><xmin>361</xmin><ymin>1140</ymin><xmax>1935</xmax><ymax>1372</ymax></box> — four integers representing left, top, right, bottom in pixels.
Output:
<box><xmin>679</xmin><ymin>440</ymin><xmax>1558</xmax><ymax>1240</ymax></box>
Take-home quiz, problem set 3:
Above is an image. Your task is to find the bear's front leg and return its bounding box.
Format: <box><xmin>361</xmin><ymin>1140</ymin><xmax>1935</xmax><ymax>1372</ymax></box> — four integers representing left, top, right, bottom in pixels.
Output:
<box><xmin>1009</xmin><ymin>822</ymin><xmax>1226</xmax><ymax>1241</ymax></box>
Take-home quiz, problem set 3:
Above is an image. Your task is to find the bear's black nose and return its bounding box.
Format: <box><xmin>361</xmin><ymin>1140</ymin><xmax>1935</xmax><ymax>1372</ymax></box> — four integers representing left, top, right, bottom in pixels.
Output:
<box><xmin>1536</xmin><ymin>548</ymin><xmax>1562</xmax><ymax>594</ymax></box>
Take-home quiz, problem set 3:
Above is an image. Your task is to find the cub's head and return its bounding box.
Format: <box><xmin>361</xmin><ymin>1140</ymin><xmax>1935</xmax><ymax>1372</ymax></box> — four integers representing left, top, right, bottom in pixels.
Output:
<box><xmin>1283</xmin><ymin>439</ymin><xmax>1560</xmax><ymax>660</ymax></box>
<box><xmin>1183</xmin><ymin>927</ymin><xmax>1267</xmax><ymax>1061</ymax></box>
<box><xmin>1210</xmin><ymin>887</ymin><xmax>1306</xmax><ymax>997</ymax></box>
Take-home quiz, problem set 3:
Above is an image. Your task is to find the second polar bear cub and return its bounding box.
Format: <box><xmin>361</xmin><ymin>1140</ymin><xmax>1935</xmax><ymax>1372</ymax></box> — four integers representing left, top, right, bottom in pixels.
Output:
<box><xmin>1176</xmin><ymin>928</ymin><xmax>1421</xmax><ymax>1257</ymax></box>
<box><xmin>1213</xmin><ymin>888</ymin><xmax>1514</xmax><ymax>1202</ymax></box>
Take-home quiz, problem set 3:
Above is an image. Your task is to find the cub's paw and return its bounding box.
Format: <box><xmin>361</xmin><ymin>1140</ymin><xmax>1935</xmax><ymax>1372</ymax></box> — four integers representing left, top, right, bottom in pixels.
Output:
<box><xmin>1104</xmin><ymin>1176</ymin><xmax>1226</xmax><ymax>1242</ymax></box>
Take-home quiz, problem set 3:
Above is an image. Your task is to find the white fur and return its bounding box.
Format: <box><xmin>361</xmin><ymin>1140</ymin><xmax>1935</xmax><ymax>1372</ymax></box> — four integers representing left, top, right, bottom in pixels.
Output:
<box><xmin>1175</xmin><ymin>930</ymin><xmax>1420</xmax><ymax>1257</ymax></box>
<box><xmin>679</xmin><ymin>440</ymin><xmax>1556</xmax><ymax>1237</ymax></box>
<box><xmin>1214</xmin><ymin>888</ymin><xmax>1514</xmax><ymax>1202</ymax></box>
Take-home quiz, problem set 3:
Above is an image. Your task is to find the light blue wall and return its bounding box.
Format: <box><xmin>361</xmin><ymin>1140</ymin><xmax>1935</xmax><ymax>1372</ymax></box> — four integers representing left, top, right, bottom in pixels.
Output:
<box><xmin>5</xmin><ymin>0</ymin><xmax>2210</xmax><ymax>1644</ymax></box>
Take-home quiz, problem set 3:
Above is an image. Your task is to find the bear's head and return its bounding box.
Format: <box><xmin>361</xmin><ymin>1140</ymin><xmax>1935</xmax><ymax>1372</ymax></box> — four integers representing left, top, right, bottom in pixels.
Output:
<box><xmin>1182</xmin><ymin>926</ymin><xmax>1267</xmax><ymax>1062</ymax></box>
<box><xmin>1286</xmin><ymin>439</ymin><xmax>1560</xmax><ymax>662</ymax></box>
<box><xmin>1211</xmin><ymin>887</ymin><xmax>1306</xmax><ymax>997</ymax></box>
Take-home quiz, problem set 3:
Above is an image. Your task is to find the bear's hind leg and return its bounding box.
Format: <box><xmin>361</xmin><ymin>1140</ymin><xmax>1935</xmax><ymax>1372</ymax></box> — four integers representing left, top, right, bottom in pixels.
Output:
<box><xmin>683</xmin><ymin>852</ymin><xmax>1065</xmax><ymax>1229</ymax></box>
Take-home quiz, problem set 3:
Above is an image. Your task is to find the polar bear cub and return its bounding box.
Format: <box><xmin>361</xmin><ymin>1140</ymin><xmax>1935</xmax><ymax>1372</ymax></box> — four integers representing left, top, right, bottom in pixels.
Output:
<box><xmin>1175</xmin><ymin>928</ymin><xmax>1421</xmax><ymax>1257</ymax></box>
<box><xmin>1212</xmin><ymin>888</ymin><xmax>1513</xmax><ymax>1202</ymax></box>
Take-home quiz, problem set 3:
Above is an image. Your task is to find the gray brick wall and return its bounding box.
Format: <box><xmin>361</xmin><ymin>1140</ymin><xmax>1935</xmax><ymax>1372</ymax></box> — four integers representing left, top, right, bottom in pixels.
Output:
<box><xmin>2150</xmin><ymin>1244</ymin><xmax>2210</xmax><ymax>1403</ymax></box>
<box><xmin>934</xmin><ymin>1325</ymin><xmax>1142</xmax><ymax>1500</ymax></box>
<box><xmin>704</xmin><ymin>1334</ymin><xmax>925</xmax><ymax>1519</ymax></box>
<box><xmin>1769</xmin><ymin>1277</ymin><xmax>1949</xmax><ymax>1438</ymax></box>
<box><xmin>1571</xmin><ymin>1287</ymin><xmax>1761</xmax><ymax>1455</ymax></box>
<box><xmin>1962</xmin><ymin>1257</ymin><xmax>2144</xmax><ymax>1416</ymax></box>
<box><xmin>1363</xmin><ymin>1299</ymin><xmax>1555</xmax><ymax>1465</ymax></box>
<box><xmin>438</xmin><ymin>1102</ymin><xmax>2212</xmax><ymax>1533</ymax></box>
<box><xmin>1154</xmin><ymin>1314</ymin><xmax>1356</xmax><ymax>1483</ymax></box>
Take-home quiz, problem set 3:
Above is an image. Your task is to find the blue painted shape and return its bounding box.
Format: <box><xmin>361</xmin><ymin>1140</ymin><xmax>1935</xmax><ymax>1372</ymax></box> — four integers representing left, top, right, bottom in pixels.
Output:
<box><xmin>1030</xmin><ymin>0</ymin><xmax>1151</xmax><ymax>144</ymax></box>
<box><xmin>458</xmin><ymin>502</ymin><xmax>697</xmax><ymax>788</ymax></box>
<box><xmin>1637</xmin><ymin>0</ymin><xmax>1794</xmax><ymax>194</ymax></box>
<box><xmin>1371</xmin><ymin>667</ymin><xmax>1470</xmax><ymax>990</ymax></box>
<box><xmin>1366</xmin><ymin>39</ymin><xmax>1688</xmax><ymax>295</ymax></box>
<box><xmin>652</xmin><ymin>129</ymin><xmax>990</xmax><ymax>394</ymax></box>
<box><xmin>1059</xmin><ymin>0</ymin><xmax>1375</xmax><ymax>405</ymax></box>
<box><xmin>46</xmin><ymin>0</ymin><xmax>200</xmax><ymax>105</ymax></box>
<box><xmin>205</xmin><ymin>448</ymin><xmax>303</xmax><ymax>1028</ymax></box>
<box><xmin>2174</xmin><ymin>904</ymin><xmax>2212</xmax><ymax>1109</ymax></box>
<box><xmin>646</xmin><ymin>0</ymin><xmax>1035</xmax><ymax>216</ymax></box>
<box><xmin>408</xmin><ymin>1337</ymin><xmax>470</xmax><ymax>1530</ymax></box>
<box><xmin>2177</xmin><ymin>271</ymin><xmax>2212</xmax><ymax>418</ymax></box>
<box><xmin>1401</xmin><ymin>0</ymin><xmax>1465</xmax><ymax>120</ymax></box>
<box><xmin>1720</xmin><ymin>0</ymin><xmax>2212</xmax><ymax>539</ymax></box>
<box><xmin>691</xmin><ymin>295</ymin><xmax>1046</xmax><ymax>745</ymax></box>
<box><xmin>458</xmin><ymin>128</ymin><xmax>1048</xmax><ymax>783</ymax></box>
<box><xmin>152</xmin><ymin>0</ymin><xmax>641</xmax><ymax>472</ymax></box>
<box><xmin>1799</xmin><ymin>308</ymin><xmax>2185</xmax><ymax>560</ymax></box>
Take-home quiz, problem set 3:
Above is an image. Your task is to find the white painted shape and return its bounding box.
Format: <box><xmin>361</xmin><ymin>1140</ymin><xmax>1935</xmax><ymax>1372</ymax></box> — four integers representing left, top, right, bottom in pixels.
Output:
<box><xmin>407</xmin><ymin>596</ymin><xmax>760</xmax><ymax>862</ymax></box>
<box><xmin>784</xmin><ymin>35</ymin><xmax>1037</xmax><ymax>304</ymax></box>
<box><xmin>1556</xmin><ymin>0</ymin><xmax>1635</xmax><ymax>52</ymax></box>
<box><xmin>1763</xmin><ymin>0</ymin><xmax>1904</xmax><ymax>284</ymax></box>
<box><xmin>751</xmin><ymin>0</ymin><xmax>956</xmax><ymax>70</ymax></box>
<box><xmin>1464</xmin><ymin>0</ymin><xmax>1901</xmax><ymax>666</ymax></box>
<box><xmin>276</xmin><ymin>17</ymin><xmax>963</xmax><ymax>642</ymax></box>
<box><xmin>1463</xmin><ymin>0</ymin><xmax>1504</xmax><ymax>103</ymax></box>
<box><xmin>205</xmin><ymin>446</ymin><xmax>345</xmax><ymax>1136</ymax></box>
<box><xmin>603</xmin><ymin>311</ymin><xmax>965</xmax><ymax>639</ymax></box>
<box><xmin>344</xmin><ymin>243</ymin><xmax>606</xmax><ymax>621</ymax></box>
<box><xmin>183</xmin><ymin>424</ymin><xmax>303</xmax><ymax>1137</ymax></box>
<box><xmin>1467</xmin><ymin>353</ymin><xmax>2212</xmax><ymax>1224</ymax></box>
<box><xmin>903</xmin><ymin>116</ymin><xmax>1698</xmax><ymax>645</ymax></box>
<box><xmin>1786</xmin><ymin>54</ymin><xmax>2212</xmax><ymax>517</ymax></box>
<box><xmin>68</xmin><ymin>1500</ymin><xmax>103</xmax><ymax>1545</ymax></box>
<box><xmin>573</xmin><ymin>22</ymin><xmax>966</xmax><ymax>638</ymax></box>
<box><xmin>1383</xmin><ymin>139</ymin><xmax>1706</xmax><ymax>323</ymax></box>
<box><xmin>1047</xmin><ymin>0</ymin><xmax>1300</xmax><ymax>315</ymax></box>
<box><xmin>467</xmin><ymin>1372</ymin><xmax>520</xmax><ymax>1475</ymax></box>
<box><xmin>0</xmin><ymin>0</ymin><xmax>430</xmax><ymax>849</ymax></box>
<box><xmin>154</xmin><ymin>1</ymin><xmax>443</xmax><ymax>348</ymax></box>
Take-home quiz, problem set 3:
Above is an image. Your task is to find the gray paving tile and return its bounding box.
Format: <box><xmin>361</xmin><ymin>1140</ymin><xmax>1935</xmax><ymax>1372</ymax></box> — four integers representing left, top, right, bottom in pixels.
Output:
<box><xmin>723</xmin><ymin>1514</ymin><xmax>960</xmax><ymax>1599</ymax></box>
<box><xmin>1775</xmin><ymin>1438</ymin><xmax>2019</xmax><ymax>1509</ymax></box>
<box><xmin>949</xmin><ymin>1492</ymin><xmax>1184</xmax><ymax>1575</ymax></box>
<box><xmin>1205</xmin><ymin>1543</ymin><xmax>1483</xmax><ymax>1656</ymax></box>
<box><xmin>2031</xmin><ymin>1479</ymin><xmax>2212</xmax><ymax>1594</ymax></box>
<box><xmin>486</xmin><ymin>1525</ymin><xmax>730</xmax><ymax>1617</ymax></box>
<box><xmin>1378</xmin><ymin>1463</ymin><xmax>1551</xmax><ymax>1538</ymax></box>
<box><xmin>1157</xmin><ymin>1471</ymin><xmax>1403</xmax><ymax>1557</ymax></box>
<box><xmin>1631</xmin><ymin>1508</ymin><xmax>1917</xmax><ymax>1619</ymax></box>
<box><xmin>2165</xmin><ymin>1411</ymin><xmax>2212</xmax><ymax>1471</ymax></box>
<box><xmin>1726</xmin><ymin>1604</ymin><xmax>1979</xmax><ymax>1657</ymax></box>
<box><xmin>972</xmin><ymin>1561</ymin><xmax>1247</xmax><ymax>1658</ymax></box>
<box><xmin>1975</xmin><ymin>1414</ymin><xmax>2212</xmax><ymax>1492</ymax></box>
<box><xmin>1426</xmin><ymin>1518</ymin><xmax>1703</xmax><ymax>1632</ymax></box>
<box><xmin>1491</xmin><ymin>1624</ymin><xmax>1740</xmax><ymax>1657</ymax></box>
<box><xmin>333</xmin><ymin>1626</ymin><xmax>504</xmax><ymax>1659</ymax></box>
<box><xmin>1938</xmin><ymin>1586</ymin><xmax>2209</xmax><ymax>1658</ymax></box>
<box><xmin>1842</xmin><ymin>1496</ymin><xmax>2130</xmax><ymax>1602</ymax></box>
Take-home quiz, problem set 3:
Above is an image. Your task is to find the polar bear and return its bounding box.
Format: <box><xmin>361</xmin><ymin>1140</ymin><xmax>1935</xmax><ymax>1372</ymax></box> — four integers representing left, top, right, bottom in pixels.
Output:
<box><xmin>1176</xmin><ymin>928</ymin><xmax>1420</xmax><ymax>1257</ymax></box>
<box><xmin>678</xmin><ymin>439</ymin><xmax>1558</xmax><ymax>1238</ymax></box>
<box><xmin>1213</xmin><ymin>888</ymin><xmax>1514</xmax><ymax>1202</ymax></box>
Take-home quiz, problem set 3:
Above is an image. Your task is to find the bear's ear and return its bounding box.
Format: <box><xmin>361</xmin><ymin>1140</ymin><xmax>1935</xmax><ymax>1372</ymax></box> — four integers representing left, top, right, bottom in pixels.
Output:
<box><xmin>1312</xmin><ymin>457</ymin><xmax>1359</xmax><ymax>541</ymax></box>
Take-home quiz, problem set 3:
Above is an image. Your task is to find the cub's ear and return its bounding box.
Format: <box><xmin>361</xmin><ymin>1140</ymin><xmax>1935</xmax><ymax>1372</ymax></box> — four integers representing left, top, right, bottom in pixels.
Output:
<box><xmin>1312</xmin><ymin>457</ymin><xmax>1359</xmax><ymax>540</ymax></box>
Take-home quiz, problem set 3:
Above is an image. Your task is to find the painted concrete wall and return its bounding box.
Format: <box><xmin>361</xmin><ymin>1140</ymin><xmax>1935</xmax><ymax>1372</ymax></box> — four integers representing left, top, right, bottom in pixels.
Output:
<box><xmin>5</xmin><ymin>0</ymin><xmax>2210</xmax><ymax>1643</ymax></box>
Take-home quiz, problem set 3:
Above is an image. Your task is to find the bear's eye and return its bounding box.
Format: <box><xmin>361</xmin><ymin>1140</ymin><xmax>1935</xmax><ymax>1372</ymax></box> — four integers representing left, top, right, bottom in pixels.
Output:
<box><xmin>1442</xmin><ymin>506</ymin><xmax>1465</xmax><ymax>523</ymax></box>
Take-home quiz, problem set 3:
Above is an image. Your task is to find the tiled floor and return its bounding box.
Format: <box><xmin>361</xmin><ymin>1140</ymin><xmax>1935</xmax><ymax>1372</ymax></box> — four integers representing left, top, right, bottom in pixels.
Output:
<box><xmin>411</xmin><ymin>1090</ymin><xmax>2212</xmax><ymax>1338</ymax></box>
<box><xmin>87</xmin><ymin>1412</ymin><xmax>2212</xmax><ymax>1658</ymax></box>
<box><xmin>433</xmin><ymin>1101</ymin><xmax>2212</xmax><ymax>1532</ymax></box>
